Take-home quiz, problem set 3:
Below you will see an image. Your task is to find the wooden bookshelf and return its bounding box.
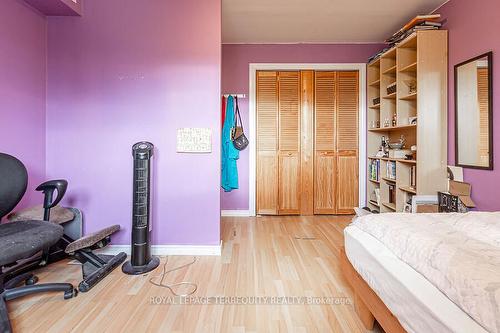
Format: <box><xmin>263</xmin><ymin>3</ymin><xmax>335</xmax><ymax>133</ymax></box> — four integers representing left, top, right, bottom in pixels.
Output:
<box><xmin>367</xmin><ymin>54</ymin><xmax>382</xmax><ymax>213</ymax></box>
<box><xmin>366</xmin><ymin>30</ymin><xmax>448</xmax><ymax>213</ymax></box>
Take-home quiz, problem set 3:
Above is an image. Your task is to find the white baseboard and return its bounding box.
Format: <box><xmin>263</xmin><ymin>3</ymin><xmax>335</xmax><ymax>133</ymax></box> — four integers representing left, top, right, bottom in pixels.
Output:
<box><xmin>221</xmin><ymin>210</ymin><xmax>251</xmax><ymax>217</ymax></box>
<box><xmin>97</xmin><ymin>242</ymin><xmax>222</xmax><ymax>256</ymax></box>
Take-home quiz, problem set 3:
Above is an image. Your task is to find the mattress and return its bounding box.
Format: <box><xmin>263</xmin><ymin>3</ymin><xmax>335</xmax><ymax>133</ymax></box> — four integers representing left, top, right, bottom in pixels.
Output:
<box><xmin>344</xmin><ymin>225</ymin><xmax>487</xmax><ymax>333</ymax></box>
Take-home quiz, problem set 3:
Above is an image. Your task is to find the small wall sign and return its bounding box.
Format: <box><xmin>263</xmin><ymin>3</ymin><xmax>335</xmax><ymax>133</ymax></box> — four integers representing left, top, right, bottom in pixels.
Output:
<box><xmin>176</xmin><ymin>128</ymin><xmax>212</xmax><ymax>153</ymax></box>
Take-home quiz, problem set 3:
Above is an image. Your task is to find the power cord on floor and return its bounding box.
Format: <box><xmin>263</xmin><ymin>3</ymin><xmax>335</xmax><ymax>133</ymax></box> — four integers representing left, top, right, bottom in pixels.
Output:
<box><xmin>148</xmin><ymin>256</ymin><xmax>198</xmax><ymax>296</ymax></box>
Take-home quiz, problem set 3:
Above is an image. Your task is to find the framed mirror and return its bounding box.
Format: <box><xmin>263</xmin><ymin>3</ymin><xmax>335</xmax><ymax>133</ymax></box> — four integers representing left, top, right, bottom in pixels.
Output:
<box><xmin>455</xmin><ymin>51</ymin><xmax>493</xmax><ymax>170</ymax></box>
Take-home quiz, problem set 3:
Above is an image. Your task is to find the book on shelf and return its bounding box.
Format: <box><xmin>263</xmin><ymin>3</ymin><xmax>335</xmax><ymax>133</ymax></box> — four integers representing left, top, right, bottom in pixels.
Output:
<box><xmin>414</xmin><ymin>25</ymin><xmax>439</xmax><ymax>30</ymax></box>
<box><xmin>386</xmin><ymin>161</ymin><xmax>397</xmax><ymax>180</ymax></box>
<box><xmin>368</xmin><ymin>159</ymin><xmax>380</xmax><ymax>181</ymax></box>
<box><xmin>375</xmin><ymin>188</ymin><xmax>381</xmax><ymax>206</ymax></box>
<box><xmin>420</xmin><ymin>21</ymin><xmax>443</xmax><ymax>27</ymax></box>
<box><xmin>388</xmin><ymin>185</ymin><xmax>396</xmax><ymax>204</ymax></box>
<box><xmin>410</xmin><ymin>165</ymin><xmax>417</xmax><ymax>188</ymax></box>
<box><xmin>401</xmin><ymin>14</ymin><xmax>441</xmax><ymax>31</ymax></box>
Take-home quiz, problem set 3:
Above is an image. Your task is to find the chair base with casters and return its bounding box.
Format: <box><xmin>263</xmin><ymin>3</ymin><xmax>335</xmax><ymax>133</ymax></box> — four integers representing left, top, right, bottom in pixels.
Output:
<box><xmin>9</xmin><ymin>206</ymin><xmax>127</xmax><ymax>293</ymax></box>
<box><xmin>0</xmin><ymin>221</ymin><xmax>77</xmax><ymax>333</ymax></box>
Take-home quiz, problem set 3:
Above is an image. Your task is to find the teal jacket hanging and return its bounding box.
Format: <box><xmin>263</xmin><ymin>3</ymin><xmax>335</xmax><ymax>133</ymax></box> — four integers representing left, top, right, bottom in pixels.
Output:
<box><xmin>221</xmin><ymin>96</ymin><xmax>239</xmax><ymax>192</ymax></box>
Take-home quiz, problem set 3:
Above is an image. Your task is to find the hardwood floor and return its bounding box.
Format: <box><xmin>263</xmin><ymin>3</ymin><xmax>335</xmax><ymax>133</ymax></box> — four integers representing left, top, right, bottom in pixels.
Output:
<box><xmin>9</xmin><ymin>215</ymin><xmax>381</xmax><ymax>332</ymax></box>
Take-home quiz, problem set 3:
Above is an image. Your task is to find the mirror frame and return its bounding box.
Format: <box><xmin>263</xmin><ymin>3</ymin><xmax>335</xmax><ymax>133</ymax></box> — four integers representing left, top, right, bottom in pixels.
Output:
<box><xmin>454</xmin><ymin>51</ymin><xmax>494</xmax><ymax>170</ymax></box>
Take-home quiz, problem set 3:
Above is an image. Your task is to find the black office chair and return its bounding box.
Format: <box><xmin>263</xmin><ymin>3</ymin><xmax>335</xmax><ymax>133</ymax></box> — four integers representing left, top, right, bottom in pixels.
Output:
<box><xmin>0</xmin><ymin>153</ymin><xmax>77</xmax><ymax>333</ymax></box>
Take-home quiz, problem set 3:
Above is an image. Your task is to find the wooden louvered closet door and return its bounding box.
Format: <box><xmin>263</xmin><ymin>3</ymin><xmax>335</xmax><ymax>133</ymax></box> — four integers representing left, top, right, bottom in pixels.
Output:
<box><xmin>314</xmin><ymin>71</ymin><xmax>359</xmax><ymax>214</ymax></box>
<box><xmin>278</xmin><ymin>72</ymin><xmax>301</xmax><ymax>214</ymax></box>
<box><xmin>256</xmin><ymin>71</ymin><xmax>301</xmax><ymax>215</ymax></box>
<box><xmin>256</xmin><ymin>70</ymin><xmax>358</xmax><ymax>215</ymax></box>
<box><xmin>314</xmin><ymin>72</ymin><xmax>337</xmax><ymax>214</ymax></box>
<box><xmin>256</xmin><ymin>72</ymin><xmax>279</xmax><ymax>215</ymax></box>
<box><xmin>336</xmin><ymin>72</ymin><xmax>359</xmax><ymax>214</ymax></box>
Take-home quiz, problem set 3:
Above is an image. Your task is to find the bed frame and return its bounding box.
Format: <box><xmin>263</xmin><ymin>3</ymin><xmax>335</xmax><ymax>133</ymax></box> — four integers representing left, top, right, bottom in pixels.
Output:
<box><xmin>340</xmin><ymin>247</ymin><xmax>406</xmax><ymax>333</ymax></box>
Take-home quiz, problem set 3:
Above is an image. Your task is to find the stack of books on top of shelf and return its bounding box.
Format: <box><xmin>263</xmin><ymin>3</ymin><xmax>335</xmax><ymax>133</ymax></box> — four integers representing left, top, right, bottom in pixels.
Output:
<box><xmin>385</xmin><ymin>14</ymin><xmax>443</xmax><ymax>45</ymax></box>
<box><xmin>368</xmin><ymin>46</ymin><xmax>393</xmax><ymax>63</ymax></box>
<box><xmin>368</xmin><ymin>14</ymin><xmax>443</xmax><ymax>63</ymax></box>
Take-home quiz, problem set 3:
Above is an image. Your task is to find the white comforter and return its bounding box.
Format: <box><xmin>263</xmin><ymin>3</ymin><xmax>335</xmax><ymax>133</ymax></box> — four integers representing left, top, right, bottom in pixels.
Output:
<box><xmin>352</xmin><ymin>212</ymin><xmax>500</xmax><ymax>333</ymax></box>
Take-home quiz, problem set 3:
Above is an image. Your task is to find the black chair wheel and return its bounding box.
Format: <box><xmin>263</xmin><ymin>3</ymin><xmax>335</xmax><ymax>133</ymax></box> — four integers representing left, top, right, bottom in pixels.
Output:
<box><xmin>64</xmin><ymin>288</ymin><xmax>78</xmax><ymax>300</ymax></box>
<box><xmin>25</xmin><ymin>275</ymin><xmax>39</xmax><ymax>285</ymax></box>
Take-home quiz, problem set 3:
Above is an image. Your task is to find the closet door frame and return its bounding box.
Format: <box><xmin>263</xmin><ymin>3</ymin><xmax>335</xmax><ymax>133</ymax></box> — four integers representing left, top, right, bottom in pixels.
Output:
<box><xmin>249</xmin><ymin>63</ymin><xmax>367</xmax><ymax>217</ymax></box>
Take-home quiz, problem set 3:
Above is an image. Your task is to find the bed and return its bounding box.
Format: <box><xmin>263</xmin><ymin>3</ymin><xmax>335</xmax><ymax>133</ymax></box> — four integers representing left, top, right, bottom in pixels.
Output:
<box><xmin>341</xmin><ymin>212</ymin><xmax>500</xmax><ymax>333</ymax></box>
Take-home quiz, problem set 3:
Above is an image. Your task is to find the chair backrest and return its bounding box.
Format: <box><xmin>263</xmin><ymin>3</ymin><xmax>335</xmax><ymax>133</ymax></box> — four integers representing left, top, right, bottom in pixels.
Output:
<box><xmin>0</xmin><ymin>153</ymin><xmax>28</xmax><ymax>219</ymax></box>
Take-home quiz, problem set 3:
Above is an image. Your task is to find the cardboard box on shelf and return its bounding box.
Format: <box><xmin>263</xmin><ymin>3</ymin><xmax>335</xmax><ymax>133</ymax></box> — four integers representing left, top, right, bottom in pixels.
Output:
<box><xmin>449</xmin><ymin>180</ymin><xmax>476</xmax><ymax>208</ymax></box>
<box><xmin>438</xmin><ymin>180</ymin><xmax>476</xmax><ymax>213</ymax></box>
<box><xmin>416</xmin><ymin>204</ymin><xmax>439</xmax><ymax>213</ymax></box>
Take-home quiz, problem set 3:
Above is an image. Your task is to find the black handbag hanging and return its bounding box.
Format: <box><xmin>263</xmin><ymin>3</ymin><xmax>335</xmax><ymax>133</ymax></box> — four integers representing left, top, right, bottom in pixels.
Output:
<box><xmin>231</xmin><ymin>96</ymin><xmax>249</xmax><ymax>151</ymax></box>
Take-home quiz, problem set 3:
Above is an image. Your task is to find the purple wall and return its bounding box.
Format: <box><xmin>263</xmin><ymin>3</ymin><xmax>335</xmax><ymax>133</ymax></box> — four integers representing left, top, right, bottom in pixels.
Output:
<box><xmin>221</xmin><ymin>44</ymin><xmax>383</xmax><ymax>210</ymax></box>
<box><xmin>439</xmin><ymin>0</ymin><xmax>500</xmax><ymax>211</ymax></box>
<box><xmin>46</xmin><ymin>0</ymin><xmax>222</xmax><ymax>245</ymax></box>
<box><xmin>0</xmin><ymin>0</ymin><xmax>47</xmax><ymax>210</ymax></box>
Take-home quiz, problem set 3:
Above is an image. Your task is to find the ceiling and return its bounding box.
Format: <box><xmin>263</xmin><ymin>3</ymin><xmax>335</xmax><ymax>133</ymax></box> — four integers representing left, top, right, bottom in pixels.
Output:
<box><xmin>222</xmin><ymin>0</ymin><xmax>448</xmax><ymax>44</ymax></box>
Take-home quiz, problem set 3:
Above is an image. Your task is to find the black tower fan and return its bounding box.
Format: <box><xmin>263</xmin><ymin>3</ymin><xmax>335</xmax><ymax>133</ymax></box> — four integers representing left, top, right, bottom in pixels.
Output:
<box><xmin>122</xmin><ymin>142</ymin><xmax>160</xmax><ymax>275</ymax></box>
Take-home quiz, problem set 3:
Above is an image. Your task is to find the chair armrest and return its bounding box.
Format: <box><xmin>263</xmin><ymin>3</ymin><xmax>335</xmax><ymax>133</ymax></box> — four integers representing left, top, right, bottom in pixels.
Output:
<box><xmin>35</xmin><ymin>180</ymin><xmax>68</xmax><ymax>220</ymax></box>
